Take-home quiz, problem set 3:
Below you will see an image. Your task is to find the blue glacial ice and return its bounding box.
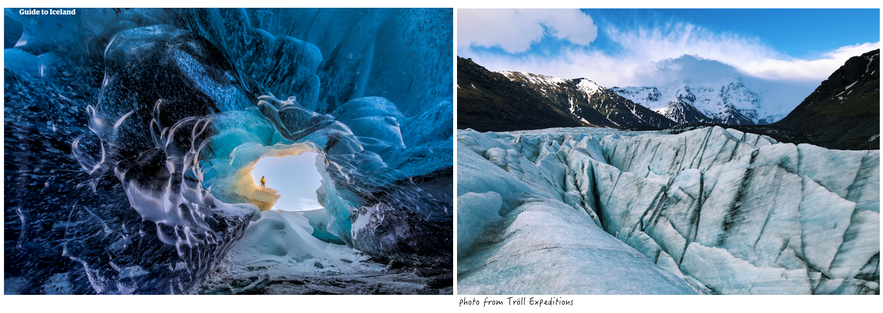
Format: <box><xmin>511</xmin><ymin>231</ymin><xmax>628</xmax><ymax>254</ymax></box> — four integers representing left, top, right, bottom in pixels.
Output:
<box><xmin>457</xmin><ymin>126</ymin><xmax>878</xmax><ymax>294</ymax></box>
<box><xmin>4</xmin><ymin>8</ymin><xmax>452</xmax><ymax>294</ymax></box>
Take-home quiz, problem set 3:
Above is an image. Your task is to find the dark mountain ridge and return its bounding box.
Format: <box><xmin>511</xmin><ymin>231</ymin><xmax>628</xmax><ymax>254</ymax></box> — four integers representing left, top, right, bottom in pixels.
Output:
<box><xmin>457</xmin><ymin>56</ymin><xmax>675</xmax><ymax>131</ymax></box>
<box><xmin>503</xmin><ymin>72</ymin><xmax>677</xmax><ymax>129</ymax></box>
<box><xmin>459</xmin><ymin>50</ymin><xmax>879</xmax><ymax>151</ymax></box>
<box><xmin>457</xmin><ymin>57</ymin><xmax>582</xmax><ymax>132</ymax></box>
<box><xmin>772</xmin><ymin>49</ymin><xmax>879</xmax><ymax>150</ymax></box>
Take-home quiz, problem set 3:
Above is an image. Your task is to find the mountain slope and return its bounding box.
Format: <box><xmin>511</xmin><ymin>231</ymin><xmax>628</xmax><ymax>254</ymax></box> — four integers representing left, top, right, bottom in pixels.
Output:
<box><xmin>612</xmin><ymin>85</ymin><xmax>712</xmax><ymax>124</ymax></box>
<box><xmin>457</xmin><ymin>57</ymin><xmax>677</xmax><ymax>131</ymax></box>
<box><xmin>773</xmin><ymin>49</ymin><xmax>879</xmax><ymax>150</ymax></box>
<box><xmin>611</xmin><ymin>77</ymin><xmax>771</xmax><ymax>126</ymax></box>
<box><xmin>502</xmin><ymin>71</ymin><xmax>677</xmax><ymax>129</ymax></box>
<box><xmin>457</xmin><ymin>57</ymin><xmax>582</xmax><ymax>131</ymax></box>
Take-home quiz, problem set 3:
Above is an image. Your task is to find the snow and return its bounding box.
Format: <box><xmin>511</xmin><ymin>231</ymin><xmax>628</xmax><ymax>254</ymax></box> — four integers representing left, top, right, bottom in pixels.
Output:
<box><xmin>198</xmin><ymin>208</ymin><xmax>394</xmax><ymax>293</ymax></box>
<box><xmin>575</xmin><ymin>78</ymin><xmax>602</xmax><ymax>95</ymax></box>
<box><xmin>503</xmin><ymin>72</ymin><xmax>604</xmax><ymax>99</ymax></box>
<box><xmin>458</xmin><ymin>126</ymin><xmax>879</xmax><ymax>294</ymax></box>
<box><xmin>502</xmin><ymin>71</ymin><xmax>567</xmax><ymax>87</ymax></box>
<box><xmin>611</xmin><ymin>76</ymin><xmax>780</xmax><ymax>124</ymax></box>
<box><xmin>213</xmin><ymin>209</ymin><xmax>368</xmax><ymax>278</ymax></box>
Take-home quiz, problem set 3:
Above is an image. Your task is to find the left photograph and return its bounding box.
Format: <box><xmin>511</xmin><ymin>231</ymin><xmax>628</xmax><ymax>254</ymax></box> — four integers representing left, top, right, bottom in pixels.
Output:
<box><xmin>4</xmin><ymin>8</ymin><xmax>453</xmax><ymax>295</ymax></box>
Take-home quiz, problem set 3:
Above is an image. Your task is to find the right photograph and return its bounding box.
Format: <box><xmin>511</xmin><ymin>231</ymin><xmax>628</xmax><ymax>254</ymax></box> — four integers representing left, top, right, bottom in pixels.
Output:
<box><xmin>456</xmin><ymin>9</ymin><xmax>879</xmax><ymax>295</ymax></box>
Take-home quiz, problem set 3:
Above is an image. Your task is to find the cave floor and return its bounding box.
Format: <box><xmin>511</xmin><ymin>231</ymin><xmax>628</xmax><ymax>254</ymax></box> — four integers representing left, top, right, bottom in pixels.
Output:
<box><xmin>197</xmin><ymin>257</ymin><xmax>452</xmax><ymax>295</ymax></box>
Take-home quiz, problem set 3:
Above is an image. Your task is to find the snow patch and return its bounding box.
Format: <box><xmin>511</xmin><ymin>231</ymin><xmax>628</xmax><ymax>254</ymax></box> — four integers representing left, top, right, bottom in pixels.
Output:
<box><xmin>575</xmin><ymin>79</ymin><xmax>601</xmax><ymax>96</ymax></box>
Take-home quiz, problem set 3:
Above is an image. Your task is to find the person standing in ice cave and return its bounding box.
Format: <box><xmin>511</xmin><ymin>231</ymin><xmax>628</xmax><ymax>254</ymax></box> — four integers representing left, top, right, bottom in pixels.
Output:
<box><xmin>260</xmin><ymin>176</ymin><xmax>266</xmax><ymax>187</ymax></box>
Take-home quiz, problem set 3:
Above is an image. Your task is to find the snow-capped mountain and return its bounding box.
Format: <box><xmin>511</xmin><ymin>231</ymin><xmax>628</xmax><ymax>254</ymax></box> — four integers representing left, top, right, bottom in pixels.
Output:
<box><xmin>457</xmin><ymin>57</ymin><xmax>584</xmax><ymax>131</ymax></box>
<box><xmin>501</xmin><ymin>71</ymin><xmax>677</xmax><ymax>129</ymax></box>
<box><xmin>611</xmin><ymin>77</ymin><xmax>782</xmax><ymax>125</ymax></box>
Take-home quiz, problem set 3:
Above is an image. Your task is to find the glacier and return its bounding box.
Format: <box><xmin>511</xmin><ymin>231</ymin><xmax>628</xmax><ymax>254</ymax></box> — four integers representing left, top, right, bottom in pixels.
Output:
<box><xmin>5</xmin><ymin>8</ymin><xmax>452</xmax><ymax>294</ymax></box>
<box><xmin>457</xmin><ymin>126</ymin><xmax>878</xmax><ymax>294</ymax></box>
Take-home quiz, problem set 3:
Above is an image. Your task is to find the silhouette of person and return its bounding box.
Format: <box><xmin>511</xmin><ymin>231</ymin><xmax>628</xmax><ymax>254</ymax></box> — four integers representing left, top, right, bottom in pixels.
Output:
<box><xmin>260</xmin><ymin>176</ymin><xmax>265</xmax><ymax>187</ymax></box>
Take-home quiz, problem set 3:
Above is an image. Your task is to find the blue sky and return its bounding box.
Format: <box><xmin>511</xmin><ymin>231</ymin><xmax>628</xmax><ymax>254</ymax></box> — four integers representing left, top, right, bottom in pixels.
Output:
<box><xmin>583</xmin><ymin>9</ymin><xmax>880</xmax><ymax>60</ymax></box>
<box><xmin>458</xmin><ymin>9</ymin><xmax>880</xmax><ymax>107</ymax></box>
<box><xmin>252</xmin><ymin>152</ymin><xmax>323</xmax><ymax>211</ymax></box>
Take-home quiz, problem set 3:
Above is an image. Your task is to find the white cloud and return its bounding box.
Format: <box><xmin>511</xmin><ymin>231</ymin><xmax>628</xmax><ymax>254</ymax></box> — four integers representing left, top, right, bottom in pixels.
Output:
<box><xmin>607</xmin><ymin>22</ymin><xmax>880</xmax><ymax>82</ymax></box>
<box><xmin>462</xmin><ymin>16</ymin><xmax>879</xmax><ymax>116</ymax></box>
<box><xmin>604</xmin><ymin>22</ymin><xmax>780</xmax><ymax>67</ymax></box>
<box><xmin>458</xmin><ymin>9</ymin><xmax>598</xmax><ymax>54</ymax></box>
<box><xmin>463</xmin><ymin>17</ymin><xmax>879</xmax><ymax>88</ymax></box>
<box><xmin>741</xmin><ymin>42</ymin><xmax>880</xmax><ymax>81</ymax></box>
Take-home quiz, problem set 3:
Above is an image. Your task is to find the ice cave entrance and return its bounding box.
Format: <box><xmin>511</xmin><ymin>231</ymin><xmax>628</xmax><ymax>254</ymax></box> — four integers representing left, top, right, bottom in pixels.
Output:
<box><xmin>251</xmin><ymin>152</ymin><xmax>323</xmax><ymax>212</ymax></box>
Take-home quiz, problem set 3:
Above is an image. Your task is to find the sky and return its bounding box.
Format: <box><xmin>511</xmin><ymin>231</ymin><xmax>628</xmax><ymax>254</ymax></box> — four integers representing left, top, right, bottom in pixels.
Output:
<box><xmin>252</xmin><ymin>152</ymin><xmax>323</xmax><ymax>211</ymax></box>
<box><xmin>458</xmin><ymin>8</ymin><xmax>880</xmax><ymax>109</ymax></box>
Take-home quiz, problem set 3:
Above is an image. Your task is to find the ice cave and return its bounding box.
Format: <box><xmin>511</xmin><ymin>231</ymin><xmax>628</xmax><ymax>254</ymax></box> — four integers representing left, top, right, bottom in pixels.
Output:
<box><xmin>4</xmin><ymin>8</ymin><xmax>453</xmax><ymax>294</ymax></box>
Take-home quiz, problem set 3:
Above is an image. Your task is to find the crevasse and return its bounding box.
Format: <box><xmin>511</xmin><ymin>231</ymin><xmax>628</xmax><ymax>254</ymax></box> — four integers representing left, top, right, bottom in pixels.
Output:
<box><xmin>457</xmin><ymin>126</ymin><xmax>878</xmax><ymax>295</ymax></box>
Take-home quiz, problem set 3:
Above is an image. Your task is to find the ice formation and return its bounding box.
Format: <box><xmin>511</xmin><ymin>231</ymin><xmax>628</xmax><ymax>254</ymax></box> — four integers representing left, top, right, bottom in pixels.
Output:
<box><xmin>198</xmin><ymin>208</ymin><xmax>382</xmax><ymax>294</ymax></box>
<box><xmin>458</xmin><ymin>126</ymin><xmax>878</xmax><ymax>294</ymax></box>
<box><xmin>5</xmin><ymin>8</ymin><xmax>452</xmax><ymax>294</ymax></box>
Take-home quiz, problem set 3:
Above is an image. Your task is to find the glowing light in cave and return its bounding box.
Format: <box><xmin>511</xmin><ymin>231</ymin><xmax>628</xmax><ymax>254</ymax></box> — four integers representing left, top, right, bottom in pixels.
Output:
<box><xmin>251</xmin><ymin>152</ymin><xmax>323</xmax><ymax>211</ymax></box>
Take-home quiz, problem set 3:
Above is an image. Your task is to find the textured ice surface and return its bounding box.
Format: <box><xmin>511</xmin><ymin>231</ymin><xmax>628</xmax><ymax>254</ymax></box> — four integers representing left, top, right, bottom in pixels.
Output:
<box><xmin>5</xmin><ymin>8</ymin><xmax>452</xmax><ymax>294</ymax></box>
<box><xmin>199</xmin><ymin>209</ymin><xmax>452</xmax><ymax>295</ymax></box>
<box><xmin>458</xmin><ymin>126</ymin><xmax>878</xmax><ymax>294</ymax></box>
<box><xmin>457</xmin><ymin>133</ymin><xmax>695</xmax><ymax>295</ymax></box>
<box><xmin>457</xmin><ymin>197</ymin><xmax>696</xmax><ymax>295</ymax></box>
<box><xmin>211</xmin><ymin>209</ymin><xmax>367</xmax><ymax>278</ymax></box>
<box><xmin>197</xmin><ymin>208</ymin><xmax>391</xmax><ymax>294</ymax></box>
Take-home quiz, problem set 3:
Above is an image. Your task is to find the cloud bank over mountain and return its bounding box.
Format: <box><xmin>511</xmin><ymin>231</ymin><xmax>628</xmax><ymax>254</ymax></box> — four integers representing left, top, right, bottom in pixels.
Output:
<box><xmin>458</xmin><ymin>9</ymin><xmax>879</xmax><ymax>110</ymax></box>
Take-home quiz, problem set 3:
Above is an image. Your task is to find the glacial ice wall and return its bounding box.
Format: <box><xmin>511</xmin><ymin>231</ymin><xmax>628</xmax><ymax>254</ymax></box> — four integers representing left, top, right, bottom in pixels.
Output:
<box><xmin>5</xmin><ymin>8</ymin><xmax>452</xmax><ymax>294</ymax></box>
<box><xmin>457</xmin><ymin>126</ymin><xmax>878</xmax><ymax>294</ymax></box>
